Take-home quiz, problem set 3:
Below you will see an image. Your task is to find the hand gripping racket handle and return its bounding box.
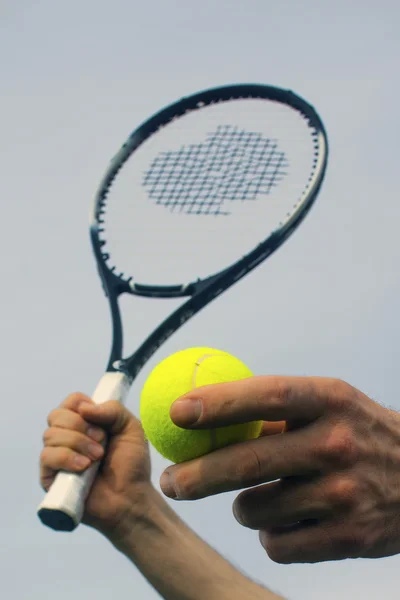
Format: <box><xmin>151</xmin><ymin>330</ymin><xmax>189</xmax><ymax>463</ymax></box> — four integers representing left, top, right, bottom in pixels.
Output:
<box><xmin>37</xmin><ymin>372</ymin><xmax>132</xmax><ymax>532</ymax></box>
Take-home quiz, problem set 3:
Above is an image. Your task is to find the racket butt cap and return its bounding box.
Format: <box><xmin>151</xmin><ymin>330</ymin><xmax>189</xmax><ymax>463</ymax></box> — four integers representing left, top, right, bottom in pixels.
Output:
<box><xmin>37</xmin><ymin>508</ymin><xmax>76</xmax><ymax>532</ymax></box>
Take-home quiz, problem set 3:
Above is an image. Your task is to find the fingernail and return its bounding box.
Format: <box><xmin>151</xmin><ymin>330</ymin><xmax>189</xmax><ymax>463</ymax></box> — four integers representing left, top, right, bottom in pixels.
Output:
<box><xmin>160</xmin><ymin>471</ymin><xmax>177</xmax><ymax>499</ymax></box>
<box><xmin>88</xmin><ymin>443</ymin><xmax>103</xmax><ymax>459</ymax></box>
<box><xmin>170</xmin><ymin>399</ymin><xmax>202</xmax><ymax>426</ymax></box>
<box><xmin>87</xmin><ymin>427</ymin><xmax>104</xmax><ymax>442</ymax></box>
<box><xmin>74</xmin><ymin>455</ymin><xmax>90</xmax><ymax>468</ymax></box>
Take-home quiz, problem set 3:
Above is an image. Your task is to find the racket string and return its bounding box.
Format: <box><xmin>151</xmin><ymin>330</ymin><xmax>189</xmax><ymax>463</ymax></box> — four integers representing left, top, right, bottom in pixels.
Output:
<box><xmin>142</xmin><ymin>125</ymin><xmax>289</xmax><ymax>216</ymax></box>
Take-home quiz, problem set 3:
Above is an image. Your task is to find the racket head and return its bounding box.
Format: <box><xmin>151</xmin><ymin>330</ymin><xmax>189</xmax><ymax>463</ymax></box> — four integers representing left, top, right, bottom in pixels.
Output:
<box><xmin>90</xmin><ymin>84</ymin><xmax>328</xmax><ymax>298</ymax></box>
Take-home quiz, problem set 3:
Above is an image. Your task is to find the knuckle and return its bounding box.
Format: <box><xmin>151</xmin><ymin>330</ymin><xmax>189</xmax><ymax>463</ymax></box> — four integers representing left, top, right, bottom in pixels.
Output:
<box><xmin>214</xmin><ymin>393</ymin><xmax>235</xmax><ymax>416</ymax></box>
<box><xmin>233</xmin><ymin>493</ymin><xmax>253</xmax><ymax>528</ymax></box>
<box><xmin>317</xmin><ymin>423</ymin><xmax>358</xmax><ymax>468</ymax></box>
<box><xmin>107</xmin><ymin>400</ymin><xmax>131</xmax><ymax>426</ymax></box>
<box><xmin>39</xmin><ymin>447</ymin><xmax>52</xmax><ymax>466</ymax></box>
<box><xmin>325</xmin><ymin>379</ymin><xmax>357</xmax><ymax>413</ymax></box>
<box><xmin>231</xmin><ymin>446</ymin><xmax>262</xmax><ymax>485</ymax></box>
<box><xmin>173</xmin><ymin>468</ymin><xmax>200</xmax><ymax>500</ymax></box>
<box><xmin>57</xmin><ymin>447</ymin><xmax>72</xmax><ymax>465</ymax></box>
<box><xmin>42</xmin><ymin>428</ymin><xmax>52</xmax><ymax>445</ymax></box>
<box><xmin>325</xmin><ymin>477</ymin><xmax>359</xmax><ymax>508</ymax></box>
<box><xmin>72</xmin><ymin>431</ymin><xmax>89</xmax><ymax>452</ymax></box>
<box><xmin>261</xmin><ymin>535</ymin><xmax>292</xmax><ymax>564</ymax></box>
<box><xmin>62</xmin><ymin>392</ymin><xmax>89</xmax><ymax>409</ymax></box>
<box><xmin>46</xmin><ymin>408</ymin><xmax>60</xmax><ymax>426</ymax></box>
<box><xmin>269</xmin><ymin>377</ymin><xmax>291</xmax><ymax>409</ymax></box>
<box><xmin>72</xmin><ymin>413</ymin><xmax>88</xmax><ymax>432</ymax></box>
<box><xmin>69</xmin><ymin>412</ymin><xmax>88</xmax><ymax>433</ymax></box>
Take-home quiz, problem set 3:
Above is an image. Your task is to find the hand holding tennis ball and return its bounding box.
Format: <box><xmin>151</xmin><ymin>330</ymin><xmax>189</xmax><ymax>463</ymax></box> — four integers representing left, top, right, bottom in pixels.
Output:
<box><xmin>140</xmin><ymin>347</ymin><xmax>262</xmax><ymax>463</ymax></box>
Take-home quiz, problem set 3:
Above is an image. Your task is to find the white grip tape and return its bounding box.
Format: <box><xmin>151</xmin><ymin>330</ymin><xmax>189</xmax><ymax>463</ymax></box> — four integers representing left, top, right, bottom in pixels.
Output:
<box><xmin>37</xmin><ymin>372</ymin><xmax>131</xmax><ymax>530</ymax></box>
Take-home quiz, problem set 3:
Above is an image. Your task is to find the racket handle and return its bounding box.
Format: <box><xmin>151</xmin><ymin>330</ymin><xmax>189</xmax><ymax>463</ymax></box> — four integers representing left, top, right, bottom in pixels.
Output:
<box><xmin>37</xmin><ymin>372</ymin><xmax>132</xmax><ymax>532</ymax></box>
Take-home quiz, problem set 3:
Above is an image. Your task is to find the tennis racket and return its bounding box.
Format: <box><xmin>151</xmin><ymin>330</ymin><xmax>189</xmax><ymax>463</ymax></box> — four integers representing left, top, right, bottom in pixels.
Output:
<box><xmin>37</xmin><ymin>83</ymin><xmax>328</xmax><ymax>531</ymax></box>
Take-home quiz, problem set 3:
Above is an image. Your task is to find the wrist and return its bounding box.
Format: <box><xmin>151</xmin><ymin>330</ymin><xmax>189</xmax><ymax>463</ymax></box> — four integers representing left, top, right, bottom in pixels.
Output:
<box><xmin>108</xmin><ymin>488</ymin><xmax>274</xmax><ymax>600</ymax></box>
<box><xmin>99</xmin><ymin>482</ymin><xmax>159</xmax><ymax>550</ymax></box>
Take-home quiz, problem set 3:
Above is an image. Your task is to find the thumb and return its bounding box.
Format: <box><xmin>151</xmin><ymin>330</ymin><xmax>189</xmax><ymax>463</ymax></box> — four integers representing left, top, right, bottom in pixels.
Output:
<box><xmin>78</xmin><ymin>400</ymin><xmax>140</xmax><ymax>437</ymax></box>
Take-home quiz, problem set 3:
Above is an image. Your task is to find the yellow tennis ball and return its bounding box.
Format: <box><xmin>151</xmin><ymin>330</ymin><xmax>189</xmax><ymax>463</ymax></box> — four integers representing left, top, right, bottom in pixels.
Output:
<box><xmin>140</xmin><ymin>347</ymin><xmax>262</xmax><ymax>463</ymax></box>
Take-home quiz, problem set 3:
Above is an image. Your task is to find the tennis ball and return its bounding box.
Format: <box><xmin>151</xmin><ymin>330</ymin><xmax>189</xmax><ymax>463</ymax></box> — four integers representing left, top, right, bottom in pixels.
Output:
<box><xmin>140</xmin><ymin>347</ymin><xmax>262</xmax><ymax>463</ymax></box>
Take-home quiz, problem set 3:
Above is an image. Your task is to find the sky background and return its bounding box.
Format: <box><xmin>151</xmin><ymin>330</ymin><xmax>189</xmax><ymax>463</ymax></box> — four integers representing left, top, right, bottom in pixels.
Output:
<box><xmin>2</xmin><ymin>1</ymin><xmax>400</xmax><ymax>598</ymax></box>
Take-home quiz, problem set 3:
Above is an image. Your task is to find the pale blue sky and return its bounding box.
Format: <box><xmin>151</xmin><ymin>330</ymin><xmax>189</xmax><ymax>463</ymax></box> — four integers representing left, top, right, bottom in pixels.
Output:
<box><xmin>2</xmin><ymin>1</ymin><xmax>400</xmax><ymax>599</ymax></box>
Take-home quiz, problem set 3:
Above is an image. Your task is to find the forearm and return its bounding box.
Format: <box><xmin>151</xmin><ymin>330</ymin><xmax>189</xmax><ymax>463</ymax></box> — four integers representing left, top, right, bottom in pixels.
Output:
<box><xmin>110</xmin><ymin>488</ymin><xmax>284</xmax><ymax>600</ymax></box>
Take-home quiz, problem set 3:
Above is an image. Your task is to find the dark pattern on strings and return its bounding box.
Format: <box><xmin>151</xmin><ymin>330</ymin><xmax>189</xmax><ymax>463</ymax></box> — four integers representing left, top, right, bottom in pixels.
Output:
<box><xmin>142</xmin><ymin>125</ymin><xmax>289</xmax><ymax>215</ymax></box>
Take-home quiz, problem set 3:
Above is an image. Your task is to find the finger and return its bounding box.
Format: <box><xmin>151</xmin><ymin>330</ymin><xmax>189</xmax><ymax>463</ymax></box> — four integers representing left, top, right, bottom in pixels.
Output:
<box><xmin>233</xmin><ymin>475</ymin><xmax>351</xmax><ymax>530</ymax></box>
<box><xmin>77</xmin><ymin>400</ymin><xmax>140</xmax><ymax>437</ymax></box>
<box><xmin>259</xmin><ymin>517</ymin><xmax>365</xmax><ymax>564</ymax></box>
<box><xmin>160</xmin><ymin>426</ymin><xmax>321</xmax><ymax>500</ymax></box>
<box><xmin>43</xmin><ymin>427</ymin><xmax>105</xmax><ymax>461</ymax></box>
<box><xmin>170</xmin><ymin>375</ymin><xmax>333</xmax><ymax>429</ymax></box>
<box><xmin>47</xmin><ymin>407</ymin><xmax>98</xmax><ymax>437</ymax></box>
<box><xmin>40</xmin><ymin>446</ymin><xmax>92</xmax><ymax>490</ymax></box>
